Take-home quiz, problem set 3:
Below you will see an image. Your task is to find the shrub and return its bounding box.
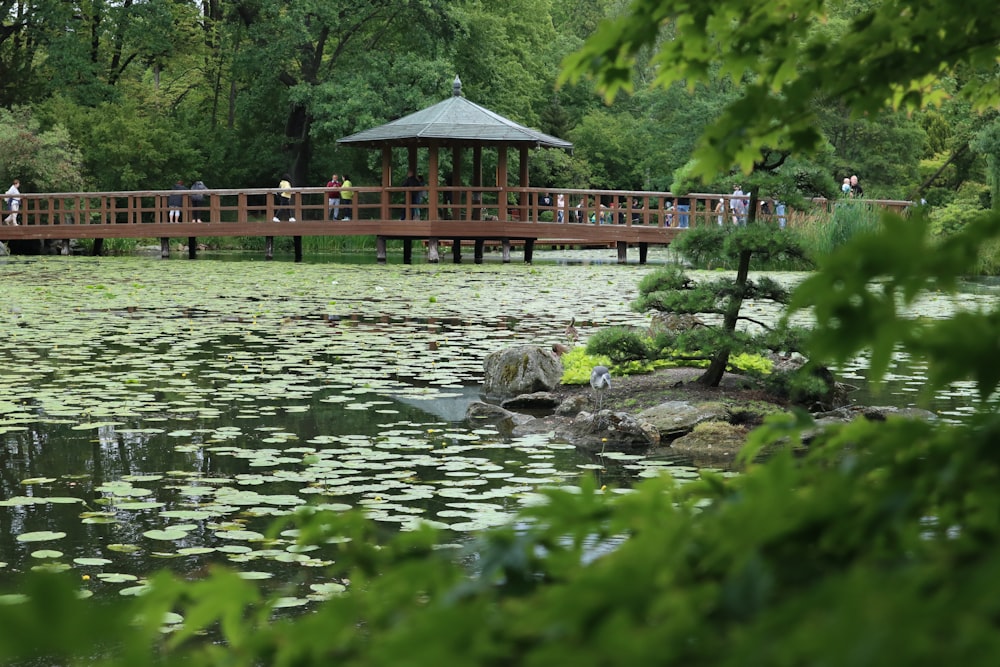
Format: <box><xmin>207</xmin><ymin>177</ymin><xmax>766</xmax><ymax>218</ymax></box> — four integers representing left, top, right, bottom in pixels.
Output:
<box><xmin>585</xmin><ymin>325</ymin><xmax>651</xmax><ymax>363</ymax></box>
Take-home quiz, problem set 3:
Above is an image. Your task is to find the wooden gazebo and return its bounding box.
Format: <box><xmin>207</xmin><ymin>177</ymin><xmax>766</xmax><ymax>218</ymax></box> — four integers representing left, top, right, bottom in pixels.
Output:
<box><xmin>336</xmin><ymin>76</ymin><xmax>572</xmax><ymax>261</ymax></box>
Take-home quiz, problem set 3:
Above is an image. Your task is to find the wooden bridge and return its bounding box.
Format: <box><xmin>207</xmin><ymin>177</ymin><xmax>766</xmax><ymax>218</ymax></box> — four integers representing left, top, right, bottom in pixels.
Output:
<box><xmin>0</xmin><ymin>186</ymin><xmax>912</xmax><ymax>263</ymax></box>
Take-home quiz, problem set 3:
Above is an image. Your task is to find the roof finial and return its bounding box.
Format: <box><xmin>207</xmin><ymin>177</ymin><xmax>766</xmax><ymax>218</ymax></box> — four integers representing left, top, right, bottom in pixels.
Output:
<box><xmin>453</xmin><ymin>75</ymin><xmax>462</xmax><ymax>97</ymax></box>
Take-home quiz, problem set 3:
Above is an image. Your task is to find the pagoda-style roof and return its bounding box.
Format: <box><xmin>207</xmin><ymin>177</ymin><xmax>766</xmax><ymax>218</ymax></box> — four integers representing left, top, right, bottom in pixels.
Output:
<box><xmin>337</xmin><ymin>76</ymin><xmax>572</xmax><ymax>150</ymax></box>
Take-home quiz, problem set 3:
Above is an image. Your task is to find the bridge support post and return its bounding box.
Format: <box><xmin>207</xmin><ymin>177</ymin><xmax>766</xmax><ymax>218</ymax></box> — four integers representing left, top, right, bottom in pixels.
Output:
<box><xmin>188</xmin><ymin>237</ymin><xmax>197</xmax><ymax>259</ymax></box>
<box><xmin>294</xmin><ymin>236</ymin><xmax>302</xmax><ymax>263</ymax></box>
<box><xmin>523</xmin><ymin>239</ymin><xmax>535</xmax><ymax>264</ymax></box>
<box><xmin>427</xmin><ymin>238</ymin><xmax>440</xmax><ymax>263</ymax></box>
<box><xmin>452</xmin><ymin>239</ymin><xmax>461</xmax><ymax>264</ymax></box>
<box><xmin>265</xmin><ymin>236</ymin><xmax>274</xmax><ymax>261</ymax></box>
<box><xmin>398</xmin><ymin>238</ymin><xmax>407</xmax><ymax>264</ymax></box>
<box><xmin>616</xmin><ymin>241</ymin><xmax>628</xmax><ymax>264</ymax></box>
<box><xmin>160</xmin><ymin>238</ymin><xmax>170</xmax><ymax>259</ymax></box>
<box><xmin>502</xmin><ymin>239</ymin><xmax>511</xmax><ymax>263</ymax></box>
<box><xmin>92</xmin><ymin>239</ymin><xmax>104</xmax><ymax>256</ymax></box>
<box><xmin>474</xmin><ymin>239</ymin><xmax>485</xmax><ymax>264</ymax></box>
<box><xmin>638</xmin><ymin>243</ymin><xmax>648</xmax><ymax>264</ymax></box>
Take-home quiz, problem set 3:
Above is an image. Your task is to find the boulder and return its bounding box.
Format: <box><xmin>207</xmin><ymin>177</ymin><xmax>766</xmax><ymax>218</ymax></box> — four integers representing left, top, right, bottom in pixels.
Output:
<box><xmin>555</xmin><ymin>394</ymin><xmax>591</xmax><ymax>416</ymax></box>
<box><xmin>512</xmin><ymin>415</ymin><xmax>571</xmax><ymax>437</ymax></box>
<box><xmin>668</xmin><ymin>421</ymin><xmax>749</xmax><ymax>466</ymax></box>
<box><xmin>649</xmin><ymin>312</ymin><xmax>704</xmax><ymax>335</ymax></box>
<box><xmin>637</xmin><ymin>401</ymin><xmax>730</xmax><ymax>441</ymax></box>
<box><xmin>555</xmin><ymin>410</ymin><xmax>660</xmax><ymax>453</ymax></box>
<box><xmin>501</xmin><ymin>392</ymin><xmax>561</xmax><ymax>410</ymax></box>
<box><xmin>465</xmin><ymin>401</ymin><xmax>535</xmax><ymax>435</ymax></box>
<box><xmin>482</xmin><ymin>345</ymin><xmax>564</xmax><ymax>401</ymax></box>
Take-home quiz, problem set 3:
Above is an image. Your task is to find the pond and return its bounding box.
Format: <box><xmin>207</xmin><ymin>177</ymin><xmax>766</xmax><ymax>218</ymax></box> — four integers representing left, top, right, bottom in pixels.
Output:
<box><xmin>0</xmin><ymin>251</ymin><xmax>991</xmax><ymax>606</ymax></box>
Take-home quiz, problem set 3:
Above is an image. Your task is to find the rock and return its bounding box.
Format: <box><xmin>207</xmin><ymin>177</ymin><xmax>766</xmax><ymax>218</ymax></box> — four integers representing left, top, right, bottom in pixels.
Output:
<box><xmin>668</xmin><ymin>421</ymin><xmax>749</xmax><ymax>466</ymax></box>
<box><xmin>512</xmin><ymin>415</ymin><xmax>571</xmax><ymax>437</ymax></box>
<box><xmin>555</xmin><ymin>394</ymin><xmax>591</xmax><ymax>416</ymax></box>
<box><xmin>637</xmin><ymin>401</ymin><xmax>730</xmax><ymax>441</ymax></box>
<box><xmin>482</xmin><ymin>345</ymin><xmax>564</xmax><ymax>401</ymax></box>
<box><xmin>803</xmin><ymin>404</ymin><xmax>938</xmax><ymax>444</ymax></box>
<box><xmin>649</xmin><ymin>312</ymin><xmax>704</xmax><ymax>335</ymax></box>
<box><xmin>555</xmin><ymin>410</ymin><xmax>660</xmax><ymax>453</ymax></box>
<box><xmin>501</xmin><ymin>392</ymin><xmax>561</xmax><ymax>410</ymax></box>
<box><xmin>465</xmin><ymin>401</ymin><xmax>535</xmax><ymax>435</ymax></box>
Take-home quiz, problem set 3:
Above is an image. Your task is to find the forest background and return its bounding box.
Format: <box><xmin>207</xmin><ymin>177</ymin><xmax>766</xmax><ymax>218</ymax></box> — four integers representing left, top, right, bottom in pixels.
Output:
<box><xmin>1</xmin><ymin>0</ymin><xmax>997</xmax><ymax>226</ymax></box>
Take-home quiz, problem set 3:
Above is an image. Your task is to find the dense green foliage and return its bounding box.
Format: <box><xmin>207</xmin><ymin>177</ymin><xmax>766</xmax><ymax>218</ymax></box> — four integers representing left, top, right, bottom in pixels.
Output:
<box><xmin>5</xmin><ymin>0</ymin><xmax>1000</xmax><ymax>663</ymax></box>
<box><xmin>0</xmin><ymin>0</ymin><xmax>994</xmax><ymax>228</ymax></box>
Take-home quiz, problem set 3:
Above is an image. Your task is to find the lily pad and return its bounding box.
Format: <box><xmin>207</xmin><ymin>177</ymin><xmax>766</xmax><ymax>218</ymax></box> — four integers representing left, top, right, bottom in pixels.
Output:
<box><xmin>143</xmin><ymin>529</ymin><xmax>189</xmax><ymax>541</ymax></box>
<box><xmin>73</xmin><ymin>557</ymin><xmax>113</xmax><ymax>566</ymax></box>
<box><xmin>31</xmin><ymin>549</ymin><xmax>64</xmax><ymax>559</ymax></box>
<box><xmin>17</xmin><ymin>531</ymin><xmax>67</xmax><ymax>543</ymax></box>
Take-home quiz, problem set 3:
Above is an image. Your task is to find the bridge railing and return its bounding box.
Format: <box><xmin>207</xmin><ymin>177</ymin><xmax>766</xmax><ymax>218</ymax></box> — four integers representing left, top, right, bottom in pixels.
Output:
<box><xmin>1</xmin><ymin>186</ymin><xmax>913</xmax><ymax>230</ymax></box>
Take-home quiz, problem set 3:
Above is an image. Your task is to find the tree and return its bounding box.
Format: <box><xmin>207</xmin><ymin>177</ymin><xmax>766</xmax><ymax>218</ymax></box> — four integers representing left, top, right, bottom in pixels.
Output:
<box><xmin>0</xmin><ymin>106</ymin><xmax>88</xmax><ymax>192</ymax></box>
<box><xmin>971</xmin><ymin>117</ymin><xmax>1000</xmax><ymax>210</ymax></box>
<box><xmin>560</xmin><ymin>0</ymin><xmax>1000</xmax><ymax>182</ymax></box>
<box><xmin>631</xmin><ymin>226</ymin><xmax>809</xmax><ymax>388</ymax></box>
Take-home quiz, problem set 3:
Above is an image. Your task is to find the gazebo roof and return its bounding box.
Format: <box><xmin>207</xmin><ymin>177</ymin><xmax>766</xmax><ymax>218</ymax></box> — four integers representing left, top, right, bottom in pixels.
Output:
<box><xmin>337</xmin><ymin>76</ymin><xmax>572</xmax><ymax>150</ymax></box>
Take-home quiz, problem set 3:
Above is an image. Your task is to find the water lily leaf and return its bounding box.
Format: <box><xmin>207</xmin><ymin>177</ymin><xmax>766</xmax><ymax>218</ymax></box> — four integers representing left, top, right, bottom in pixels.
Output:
<box><xmin>115</xmin><ymin>501</ymin><xmax>165</xmax><ymax>510</ymax></box>
<box><xmin>0</xmin><ymin>594</ymin><xmax>29</xmax><ymax>606</ymax></box>
<box><xmin>82</xmin><ymin>516</ymin><xmax>119</xmax><ymax>525</ymax></box>
<box><xmin>32</xmin><ymin>562</ymin><xmax>73</xmax><ymax>573</ymax></box>
<box><xmin>107</xmin><ymin>544</ymin><xmax>142</xmax><ymax>554</ymax></box>
<box><xmin>176</xmin><ymin>547</ymin><xmax>216</xmax><ymax>556</ymax></box>
<box><xmin>73</xmin><ymin>557</ymin><xmax>113</xmax><ymax>566</ymax></box>
<box><xmin>159</xmin><ymin>510</ymin><xmax>213</xmax><ymax>520</ymax></box>
<box><xmin>0</xmin><ymin>496</ymin><xmax>45</xmax><ymax>507</ymax></box>
<box><xmin>271</xmin><ymin>597</ymin><xmax>308</xmax><ymax>609</ymax></box>
<box><xmin>144</xmin><ymin>529</ymin><xmax>189</xmax><ymax>541</ymax></box>
<box><xmin>17</xmin><ymin>531</ymin><xmax>67</xmax><ymax>543</ymax></box>
<box><xmin>20</xmin><ymin>477</ymin><xmax>57</xmax><ymax>485</ymax></box>
<box><xmin>309</xmin><ymin>582</ymin><xmax>347</xmax><ymax>598</ymax></box>
<box><xmin>214</xmin><ymin>530</ymin><xmax>266</xmax><ymax>541</ymax></box>
<box><xmin>237</xmin><ymin>571</ymin><xmax>274</xmax><ymax>580</ymax></box>
<box><xmin>31</xmin><ymin>549</ymin><xmax>64</xmax><ymax>559</ymax></box>
<box><xmin>97</xmin><ymin>573</ymin><xmax>138</xmax><ymax>583</ymax></box>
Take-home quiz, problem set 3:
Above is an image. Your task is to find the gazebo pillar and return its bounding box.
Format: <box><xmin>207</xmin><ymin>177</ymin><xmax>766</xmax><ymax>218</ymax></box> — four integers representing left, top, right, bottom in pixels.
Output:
<box><xmin>381</xmin><ymin>147</ymin><xmax>392</xmax><ymax>220</ymax></box>
<box><xmin>427</xmin><ymin>144</ymin><xmax>440</xmax><ymax>263</ymax></box>
<box><xmin>450</xmin><ymin>146</ymin><xmax>462</xmax><ymax>220</ymax></box>
<box><xmin>472</xmin><ymin>146</ymin><xmax>483</xmax><ymax>221</ymax></box>
<box><xmin>520</xmin><ymin>145</ymin><xmax>529</xmax><ymax>222</ymax></box>
<box><xmin>380</xmin><ymin>147</ymin><xmax>392</xmax><ymax>262</ymax></box>
<box><xmin>497</xmin><ymin>145</ymin><xmax>511</xmax><ymax>262</ymax></box>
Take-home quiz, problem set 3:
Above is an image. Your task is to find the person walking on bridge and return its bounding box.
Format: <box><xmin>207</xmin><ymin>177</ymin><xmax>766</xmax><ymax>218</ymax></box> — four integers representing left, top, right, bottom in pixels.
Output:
<box><xmin>4</xmin><ymin>179</ymin><xmax>20</xmax><ymax>226</ymax></box>
<box><xmin>168</xmin><ymin>179</ymin><xmax>187</xmax><ymax>223</ymax></box>
<box><xmin>274</xmin><ymin>173</ymin><xmax>294</xmax><ymax>222</ymax></box>
<box><xmin>340</xmin><ymin>175</ymin><xmax>353</xmax><ymax>220</ymax></box>
<box><xmin>190</xmin><ymin>179</ymin><xmax>208</xmax><ymax>222</ymax></box>
<box><xmin>326</xmin><ymin>173</ymin><xmax>342</xmax><ymax>220</ymax></box>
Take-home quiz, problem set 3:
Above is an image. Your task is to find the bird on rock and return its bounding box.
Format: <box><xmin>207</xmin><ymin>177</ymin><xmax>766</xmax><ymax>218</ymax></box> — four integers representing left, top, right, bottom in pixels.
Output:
<box><xmin>590</xmin><ymin>365</ymin><xmax>611</xmax><ymax>410</ymax></box>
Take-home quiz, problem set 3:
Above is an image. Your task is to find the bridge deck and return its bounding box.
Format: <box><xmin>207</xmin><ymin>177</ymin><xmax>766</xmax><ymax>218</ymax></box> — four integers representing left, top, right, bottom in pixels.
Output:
<box><xmin>0</xmin><ymin>186</ymin><xmax>910</xmax><ymax>262</ymax></box>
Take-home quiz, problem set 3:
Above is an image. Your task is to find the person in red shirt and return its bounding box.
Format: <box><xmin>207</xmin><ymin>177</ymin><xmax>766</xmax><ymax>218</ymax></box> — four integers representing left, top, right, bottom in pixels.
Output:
<box><xmin>326</xmin><ymin>173</ymin><xmax>342</xmax><ymax>220</ymax></box>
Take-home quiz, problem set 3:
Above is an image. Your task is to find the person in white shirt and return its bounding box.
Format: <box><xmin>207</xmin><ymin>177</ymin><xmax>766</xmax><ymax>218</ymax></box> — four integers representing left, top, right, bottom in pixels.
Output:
<box><xmin>4</xmin><ymin>179</ymin><xmax>21</xmax><ymax>226</ymax></box>
<box><xmin>731</xmin><ymin>185</ymin><xmax>747</xmax><ymax>225</ymax></box>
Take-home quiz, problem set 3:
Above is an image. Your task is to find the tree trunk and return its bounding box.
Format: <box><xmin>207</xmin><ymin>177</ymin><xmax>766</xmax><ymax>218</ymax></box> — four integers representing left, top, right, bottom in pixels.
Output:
<box><xmin>285</xmin><ymin>104</ymin><xmax>312</xmax><ymax>188</ymax></box>
<box><xmin>696</xmin><ymin>188</ymin><xmax>759</xmax><ymax>386</ymax></box>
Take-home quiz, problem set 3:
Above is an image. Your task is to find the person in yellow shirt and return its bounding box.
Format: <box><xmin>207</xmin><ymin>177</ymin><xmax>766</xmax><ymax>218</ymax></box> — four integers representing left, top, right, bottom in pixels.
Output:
<box><xmin>340</xmin><ymin>175</ymin><xmax>353</xmax><ymax>220</ymax></box>
<box><xmin>273</xmin><ymin>173</ymin><xmax>294</xmax><ymax>222</ymax></box>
